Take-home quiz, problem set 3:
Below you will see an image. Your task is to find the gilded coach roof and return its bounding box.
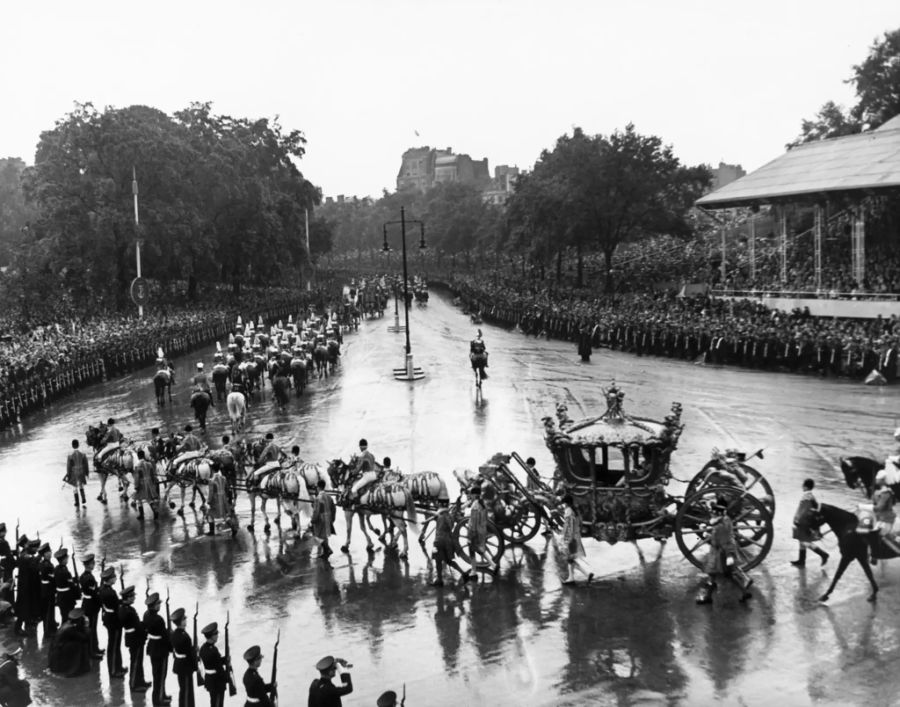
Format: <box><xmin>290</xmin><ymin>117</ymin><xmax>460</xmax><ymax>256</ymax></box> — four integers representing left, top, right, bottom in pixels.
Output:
<box><xmin>696</xmin><ymin>116</ymin><xmax>900</xmax><ymax>210</ymax></box>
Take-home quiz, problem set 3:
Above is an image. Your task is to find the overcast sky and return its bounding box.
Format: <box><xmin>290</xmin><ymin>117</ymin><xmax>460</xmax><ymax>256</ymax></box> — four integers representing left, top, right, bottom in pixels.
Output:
<box><xmin>2</xmin><ymin>1</ymin><xmax>897</xmax><ymax>198</ymax></box>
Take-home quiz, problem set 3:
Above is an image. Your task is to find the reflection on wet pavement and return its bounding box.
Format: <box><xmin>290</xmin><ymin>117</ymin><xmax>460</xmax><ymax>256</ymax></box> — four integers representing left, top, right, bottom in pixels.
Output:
<box><xmin>2</xmin><ymin>288</ymin><xmax>900</xmax><ymax>705</ymax></box>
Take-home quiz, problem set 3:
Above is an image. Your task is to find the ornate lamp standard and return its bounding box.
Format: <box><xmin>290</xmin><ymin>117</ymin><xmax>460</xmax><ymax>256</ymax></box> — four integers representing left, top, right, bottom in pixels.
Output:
<box><xmin>383</xmin><ymin>207</ymin><xmax>426</xmax><ymax>381</ymax></box>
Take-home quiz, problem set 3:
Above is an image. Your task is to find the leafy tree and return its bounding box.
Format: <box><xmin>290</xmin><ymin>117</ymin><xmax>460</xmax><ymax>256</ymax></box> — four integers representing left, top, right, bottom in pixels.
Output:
<box><xmin>787</xmin><ymin>100</ymin><xmax>862</xmax><ymax>148</ymax></box>
<box><xmin>0</xmin><ymin>158</ymin><xmax>35</xmax><ymax>267</ymax></box>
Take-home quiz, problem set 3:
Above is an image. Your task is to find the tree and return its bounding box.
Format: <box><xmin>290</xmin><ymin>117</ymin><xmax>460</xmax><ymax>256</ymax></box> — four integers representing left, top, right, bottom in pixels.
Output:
<box><xmin>850</xmin><ymin>28</ymin><xmax>900</xmax><ymax>129</ymax></box>
<box><xmin>791</xmin><ymin>27</ymin><xmax>900</xmax><ymax>145</ymax></box>
<box><xmin>0</xmin><ymin>158</ymin><xmax>35</xmax><ymax>267</ymax></box>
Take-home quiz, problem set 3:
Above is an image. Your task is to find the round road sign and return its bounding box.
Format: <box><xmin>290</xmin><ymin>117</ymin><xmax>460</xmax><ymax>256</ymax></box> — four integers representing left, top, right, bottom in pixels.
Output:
<box><xmin>131</xmin><ymin>277</ymin><xmax>150</xmax><ymax>307</ymax></box>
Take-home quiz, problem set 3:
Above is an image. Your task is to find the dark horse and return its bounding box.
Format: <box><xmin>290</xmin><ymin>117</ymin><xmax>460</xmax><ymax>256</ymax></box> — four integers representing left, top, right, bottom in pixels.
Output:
<box><xmin>153</xmin><ymin>368</ymin><xmax>174</xmax><ymax>406</ymax></box>
<box><xmin>313</xmin><ymin>342</ymin><xmax>329</xmax><ymax>379</ymax></box>
<box><xmin>272</xmin><ymin>369</ymin><xmax>290</xmax><ymax>412</ymax></box>
<box><xmin>813</xmin><ymin>503</ymin><xmax>895</xmax><ymax>603</ymax></box>
<box><xmin>290</xmin><ymin>355</ymin><xmax>308</xmax><ymax>396</ymax></box>
<box><xmin>840</xmin><ymin>456</ymin><xmax>900</xmax><ymax>499</ymax></box>
<box><xmin>211</xmin><ymin>363</ymin><xmax>230</xmax><ymax>401</ymax></box>
<box><xmin>190</xmin><ymin>390</ymin><xmax>212</xmax><ymax>431</ymax></box>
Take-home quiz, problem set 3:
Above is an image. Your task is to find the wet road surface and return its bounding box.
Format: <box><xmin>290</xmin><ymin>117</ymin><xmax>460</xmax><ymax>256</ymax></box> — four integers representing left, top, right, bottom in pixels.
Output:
<box><xmin>2</xmin><ymin>289</ymin><xmax>900</xmax><ymax>706</ymax></box>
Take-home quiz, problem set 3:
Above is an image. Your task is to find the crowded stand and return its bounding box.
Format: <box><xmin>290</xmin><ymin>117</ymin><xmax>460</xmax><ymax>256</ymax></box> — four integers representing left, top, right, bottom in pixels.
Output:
<box><xmin>0</xmin><ymin>282</ymin><xmax>343</xmax><ymax>430</ymax></box>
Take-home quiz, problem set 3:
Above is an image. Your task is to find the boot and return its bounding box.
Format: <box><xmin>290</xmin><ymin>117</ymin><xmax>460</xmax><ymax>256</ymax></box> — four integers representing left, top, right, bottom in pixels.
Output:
<box><xmin>696</xmin><ymin>581</ymin><xmax>716</xmax><ymax>605</ymax></box>
<box><xmin>74</xmin><ymin>491</ymin><xmax>81</xmax><ymax>508</ymax></box>
<box><xmin>80</xmin><ymin>488</ymin><xmax>87</xmax><ymax>505</ymax></box>
<box><xmin>206</xmin><ymin>521</ymin><xmax>215</xmax><ymax>536</ymax></box>
<box><xmin>790</xmin><ymin>549</ymin><xmax>806</xmax><ymax>567</ymax></box>
<box><xmin>812</xmin><ymin>547</ymin><xmax>829</xmax><ymax>566</ymax></box>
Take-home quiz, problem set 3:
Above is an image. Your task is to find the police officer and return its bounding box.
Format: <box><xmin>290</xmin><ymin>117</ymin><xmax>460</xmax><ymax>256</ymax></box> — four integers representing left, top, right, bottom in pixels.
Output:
<box><xmin>170</xmin><ymin>608</ymin><xmax>197</xmax><ymax>707</ymax></box>
<box><xmin>120</xmin><ymin>585</ymin><xmax>150</xmax><ymax>692</ymax></box>
<box><xmin>241</xmin><ymin>645</ymin><xmax>276</xmax><ymax>707</ymax></box>
<box><xmin>143</xmin><ymin>592</ymin><xmax>172</xmax><ymax>706</ymax></box>
<box><xmin>37</xmin><ymin>542</ymin><xmax>57</xmax><ymax>636</ymax></box>
<box><xmin>78</xmin><ymin>554</ymin><xmax>104</xmax><ymax>658</ymax></box>
<box><xmin>98</xmin><ymin>566</ymin><xmax>126</xmax><ymax>678</ymax></box>
<box><xmin>53</xmin><ymin>547</ymin><xmax>79</xmax><ymax>626</ymax></box>
<box><xmin>308</xmin><ymin>655</ymin><xmax>353</xmax><ymax>706</ymax></box>
<box><xmin>198</xmin><ymin>622</ymin><xmax>227</xmax><ymax>707</ymax></box>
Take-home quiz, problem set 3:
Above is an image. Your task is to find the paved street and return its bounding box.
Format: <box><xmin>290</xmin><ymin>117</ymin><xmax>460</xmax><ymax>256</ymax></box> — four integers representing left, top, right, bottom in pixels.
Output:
<box><xmin>2</xmin><ymin>288</ymin><xmax>900</xmax><ymax>706</ymax></box>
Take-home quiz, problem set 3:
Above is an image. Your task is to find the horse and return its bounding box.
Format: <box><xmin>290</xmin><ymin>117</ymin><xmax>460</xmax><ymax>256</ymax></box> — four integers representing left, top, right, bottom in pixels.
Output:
<box><xmin>290</xmin><ymin>355</ymin><xmax>308</xmax><ymax>396</ymax></box>
<box><xmin>162</xmin><ymin>452</ymin><xmax>213</xmax><ymax>517</ymax></box>
<box><xmin>211</xmin><ymin>363</ymin><xmax>230</xmax><ymax>401</ymax></box>
<box><xmin>153</xmin><ymin>368</ymin><xmax>174</xmax><ymax>406</ymax></box>
<box><xmin>243</xmin><ymin>462</ymin><xmax>310</xmax><ymax>534</ymax></box>
<box><xmin>313</xmin><ymin>342</ymin><xmax>329</xmax><ymax>379</ymax></box>
<box><xmin>190</xmin><ymin>390</ymin><xmax>213</xmax><ymax>431</ymax></box>
<box><xmin>327</xmin><ymin>458</ymin><xmax>417</xmax><ymax>557</ymax></box>
<box><xmin>470</xmin><ymin>352</ymin><xmax>488</xmax><ymax>388</ymax></box>
<box><xmin>812</xmin><ymin>503</ymin><xmax>896</xmax><ymax>603</ymax></box>
<box><xmin>326</xmin><ymin>340</ymin><xmax>341</xmax><ymax>372</ymax></box>
<box><xmin>85</xmin><ymin>424</ymin><xmax>133</xmax><ymax>504</ymax></box>
<box><xmin>840</xmin><ymin>455</ymin><xmax>900</xmax><ymax>499</ymax></box>
<box><xmin>240</xmin><ymin>360</ymin><xmax>263</xmax><ymax>397</ymax></box>
<box><xmin>272</xmin><ymin>370</ymin><xmax>290</xmax><ymax>412</ymax></box>
<box><xmin>226</xmin><ymin>391</ymin><xmax>247</xmax><ymax>436</ymax></box>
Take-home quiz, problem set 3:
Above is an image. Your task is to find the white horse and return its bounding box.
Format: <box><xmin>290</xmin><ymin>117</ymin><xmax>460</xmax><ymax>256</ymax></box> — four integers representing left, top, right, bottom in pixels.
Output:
<box><xmin>163</xmin><ymin>453</ymin><xmax>213</xmax><ymax>516</ymax></box>
<box><xmin>226</xmin><ymin>391</ymin><xmax>247</xmax><ymax>436</ymax></box>
<box><xmin>93</xmin><ymin>447</ymin><xmax>135</xmax><ymax>504</ymax></box>
<box><xmin>245</xmin><ymin>462</ymin><xmax>311</xmax><ymax>534</ymax></box>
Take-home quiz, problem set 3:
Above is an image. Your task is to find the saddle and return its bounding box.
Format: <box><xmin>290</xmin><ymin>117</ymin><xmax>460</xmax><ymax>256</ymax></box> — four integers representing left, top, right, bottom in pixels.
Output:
<box><xmin>251</xmin><ymin>461</ymin><xmax>281</xmax><ymax>481</ymax></box>
<box><xmin>172</xmin><ymin>450</ymin><xmax>203</xmax><ymax>468</ymax></box>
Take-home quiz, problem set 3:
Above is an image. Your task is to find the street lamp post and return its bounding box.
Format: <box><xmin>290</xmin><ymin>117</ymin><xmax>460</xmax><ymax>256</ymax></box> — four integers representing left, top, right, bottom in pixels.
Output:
<box><xmin>383</xmin><ymin>207</ymin><xmax>426</xmax><ymax>381</ymax></box>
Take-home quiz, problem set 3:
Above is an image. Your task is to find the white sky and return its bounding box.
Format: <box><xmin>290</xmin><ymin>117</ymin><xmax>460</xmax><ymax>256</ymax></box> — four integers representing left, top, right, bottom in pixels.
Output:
<box><xmin>2</xmin><ymin>1</ymin><xmax>897</xmax><ymax>198</ymax></box>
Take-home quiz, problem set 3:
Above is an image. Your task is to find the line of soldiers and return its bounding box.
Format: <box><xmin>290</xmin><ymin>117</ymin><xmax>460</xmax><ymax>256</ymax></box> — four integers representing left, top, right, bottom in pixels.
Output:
<box><xmin>0</xmin><ymin>525</ymin><xmax>278</xmax><ymax>707</ymax></box>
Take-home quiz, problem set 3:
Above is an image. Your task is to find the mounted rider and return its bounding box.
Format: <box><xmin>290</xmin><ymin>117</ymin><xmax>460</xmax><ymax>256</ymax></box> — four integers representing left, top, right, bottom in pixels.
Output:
<box><xmin>192</xmin><ymin>362</ymin><xmax>212</xmax><ymax>394</ymax></box>
<box><xmin>470</xmin><ymin>329</ymin><xmax>488</xmax><ymax>379</ymax></box>
<box><xmin>172</xmin><ymin>424</ymin><xmax>203</xmax><ymax>469</ymax></box>
<box><xmin>98</xmin><ymin>417</ymin><xmax>124</xmax><ymax>463</ymax></box>
<box><xmin>257</xmin><ymin>433</ymin><xmax>282</xmax><ymax>466</ymax></box>
<box><xmin>869</xmin><ymin>470</ymin><xmax>897</xmax><ymax>564</ymax></box>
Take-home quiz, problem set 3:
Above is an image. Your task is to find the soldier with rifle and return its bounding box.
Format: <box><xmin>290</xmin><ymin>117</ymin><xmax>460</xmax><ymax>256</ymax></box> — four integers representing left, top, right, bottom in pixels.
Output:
<box><xmin>241</xmin><ymin>642</ymin><xmax>277</xmax><ymax>707</ymax></box>
<box><xmin>120</xmin><ymin>585</ymin><xmax>151</xmax><ymax>692</ymax></box>
<box><xmin>37</xmin><ymin>542</ymin><xmax>57</xmax><ymax>636</ymax></box>
<box><xmin>0</xmin><ymin>523</ymin><xmax>14</xmax><ymax>605</ymax></box>
<box><xmin>98</xmin><ymin>566</ymin><xmax>126</xmax><ymax>678</ymax></box>
<box><xmin>143</xmin><ymin>591</ymin><xmax>173</xmax><ymax>706</ymax></box>
<box><xmin>13</xmin><ymin>538</ymin><xmax>40</xmax><ymax>637</ymax></box>
<box><xmin>78</xmin><ymin>553</ymin><xmax>104</xmax><ymax>659</ymax></box>
<box><xmin>53</xmin><ymin>547</ymin><xmax>80</xmax><ymax>624</ymax></box>
<box><xmin>198</xmin><ymin>620</ymin><xmax>227</xmax><ymax>707</ymax></box>
<box><xmin>170</xmin><ymin>606</ymin><xmax>198</xmax><ymax>707</ymax></box>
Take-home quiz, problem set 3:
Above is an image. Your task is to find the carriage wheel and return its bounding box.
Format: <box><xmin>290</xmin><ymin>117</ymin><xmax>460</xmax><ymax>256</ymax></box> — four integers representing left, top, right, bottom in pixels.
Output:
<box><xmin>686</xmin><ymin>461</ymin><xmax>775</xmax><ymax>516</ymax></box>
<box><xmin>674</xmin><ymin>484</ymin><xmax>773</xmax><ymax>572</ymax></box>
<box><xmin>453</xmin><ymin>517</ymin><xmax>505</xmax><ymax>566</ymax></box>
<box><xmin>498</xmin><ymin>503</ymin><xmax>542</xmax><ymax>544</ymax></box>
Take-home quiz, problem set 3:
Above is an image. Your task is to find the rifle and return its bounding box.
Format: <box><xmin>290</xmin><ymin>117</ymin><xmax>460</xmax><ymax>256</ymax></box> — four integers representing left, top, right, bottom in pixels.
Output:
<box><xmin>119</xmin><ymin>563</ymin><xmax>125</xmax><ymax>592</ymax></box>
<box><xmin>14</xmin><ymin>518</ymin><xmax>19</xmax><ymax>547</ymax></box>
<box><xmin>100</xmin><ymin>553</ymin><xmax>107</xmax><ymax>575</ymax></box>
<box><xmin>401</xmin><ymin>683</ymin><xmax>406</xmax><ymax>707</ymax></box>
<box><xmin>165</xmin><ymin>587</ymin><xmax>171</xmax><ymax>632</ymax></box>
<box><xmin>145</xmin><ymin>578</ymin><xmax>150</xmax><ymax>600</ymax></box>
<box><xmin>225</xmin><ymin>611</ymin><xmax>237</xmax><ymax>696</ymax></box>
<box><xmin>193</xmin><ymin>602</ymin><xmax>204</xmax><ymax>686</ymax></box>
<box><xmin>271</xmin><ymin>629</ymin><xmax>280</xmax><ymax>706</ymax></box>
<box><xmin>71</xmin><ymin>551</ymin><xmax>81</xmax><ymax>599</ymax></box>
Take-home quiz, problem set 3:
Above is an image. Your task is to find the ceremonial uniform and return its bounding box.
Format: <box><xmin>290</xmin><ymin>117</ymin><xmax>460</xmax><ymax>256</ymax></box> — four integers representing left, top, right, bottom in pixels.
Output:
<box><xmin>13</xmin><ymin>542</ymin><xmax>40</xmax><ymax>634</ymax></box>
<box><xmin>65</xmin><ymin>446</ymin><xmax>89</xmax><ymax>507</ymax></box>
<box><xmin>171</xmin><ymin>617</ymin><xmax>197</xmax><ymax>707</ymax></box>
<box><xmin>198</xmin><ymin>630</ymin><xmax>227</xmax><ymax>707</ymax></box>
<box><xmin>79</xmin><ymin>559</ymin><xmax>103</xmax><ymax>656</ymax></box>
<box><xmin>0</xmin><ymin>525</ymin><xmax>14</xmax><ymax>605</ymax></box>
<box><xmin>242</xmin><ymin>665</ymin><xmax>274</xmax><ymax>707</ymax></box>
<box><xmin>99</xmin><ymin>577</ymin><xmax>125</xmax><ymax>676</ymax></box>
<box><xmin>119</xmin><ymin>588</ymin><xmax>149</xmax><ymax>691</ymax></box>
<box><xmin>143</xmin><ymin>595</ymin><xmax>172</xmax><ymax>706</ymax></box>
<box><xmin>48</xmin><ymin>610</ymin><xmax>91</xmax><ymax>677</ymax></box>
<box><xmin>53</xmin><ymin>552</ymin><xmax>79</xmax><ymax>625</ymax></box>
<box><xmin>308</xmin><ymin>656</ymin><xmax>353</xmax><ymax>707</ymax></box>
<box><xmin>38</xmin><ymin>546</ymin><xmax>58</xmax><ymax>635</ymax></box>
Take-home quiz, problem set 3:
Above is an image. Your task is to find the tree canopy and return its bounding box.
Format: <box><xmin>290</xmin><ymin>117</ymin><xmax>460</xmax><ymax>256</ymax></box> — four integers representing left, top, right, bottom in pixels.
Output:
<box><xmin>8</xmin><ymin>102</ymin><xmax>321</xmax><ymax>309</ymax></box>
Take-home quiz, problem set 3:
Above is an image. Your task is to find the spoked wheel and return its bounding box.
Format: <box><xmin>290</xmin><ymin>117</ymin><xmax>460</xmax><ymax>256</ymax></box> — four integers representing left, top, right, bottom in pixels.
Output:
<box><xmin>686</xmin><ymin>461</ymin><xmax>775</xmax><ymax>517</ymax></box>
<box><xmin>674</xmin><ymin>485</ymin><xmax>773</xmax><ymax>571</ymax></box>
<box><xmin>497</xmin><ymin>503</ymin><xmax>542</xmax><ymax>544</ymax></box>
<box><xmin>453</xmin><ymin>517</ymin><xmax>505</xmax><ymax>565</ymax></box>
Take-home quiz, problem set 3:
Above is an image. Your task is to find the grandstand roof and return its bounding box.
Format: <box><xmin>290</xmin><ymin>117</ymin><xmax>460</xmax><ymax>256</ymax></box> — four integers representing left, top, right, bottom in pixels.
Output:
<box><xmin>697</xmin><ymin>116</ymin><xmax>900</xmax><ymax>210</ymax></box>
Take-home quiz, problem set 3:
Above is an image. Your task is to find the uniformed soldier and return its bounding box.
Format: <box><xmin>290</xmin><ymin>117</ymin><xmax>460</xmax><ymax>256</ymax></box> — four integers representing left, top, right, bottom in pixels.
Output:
<box><xmin>143</xmin><ymin>592</ymin><xmax>172</xmax><ymax>706</ymax></box>
<box><xmin>0</xmin><ymin>523</ymin><xmax>13</xmax><ymax>605</ymax></box>
<box><xmin>37</xmin><ymin>542</ymin><xmax>57</xmax><ymax>636</ymax></box>
<box><xmin>170</xmin><ymin>608</ymin><xmax>197</xmax><ymax>707</ymax></box>
<box><xmin>257</xmin><ymin>433</ymin><xmax>281</xmax><ymax>466</ymax></box>
<box><xmin>308</xmin><ymin>655</ymin><xmax>353</xmax><ymax>707</ymax></box>
<box><xmin>241</xmin><ymin>645</ymin><xmax>276</xmax><ymax>707</ymax></box>
<box><xmin>13</xmin><ymin>538</ymin><xmax>40</xmax><ymax>636</ymax></box>
<box><xmin>119</xmin><ymin>585</ymin><xmax>150</xmax><ymax>692</ymax></box>
<box><xmin>78</xmin><ymin>554</ymin><xmax>104</xmax><ymax>658</ymax></box>
<box><xmin>65</xmin><ymin>439</ymin><xmax>89</xmax><ymax>508</ymax></box>
<box><xmin>98</xmin><ymin>566</ymin><xmax>126</xmax><ymax>678</ymax></box>
<box><xmin>353</xmin><ymin>439</ymin><xmax>376</xmax><ymax>474</ymax></box>
<box><xmin>53</xmin><ymin>547</ymin><xmax>79</xmax><ymax>625</ymax></box>
<box><xmin>198</xmin><ymin>622</ymin><xmax>227</xmax><ymax>707</ymax></box>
